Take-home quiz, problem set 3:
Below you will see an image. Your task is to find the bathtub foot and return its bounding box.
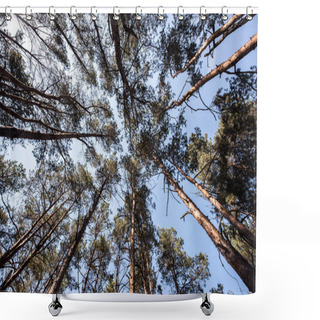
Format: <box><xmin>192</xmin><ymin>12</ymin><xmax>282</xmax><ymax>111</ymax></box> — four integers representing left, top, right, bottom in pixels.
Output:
<box><xmin>200</xmin><ymin>293</ymin><xmax>214</xmax><ymax>316</ymax></box>
<box><xmin>48</xmin><ymin>294</ymin><xmax>63</xmax><ymax>317</ymax></box>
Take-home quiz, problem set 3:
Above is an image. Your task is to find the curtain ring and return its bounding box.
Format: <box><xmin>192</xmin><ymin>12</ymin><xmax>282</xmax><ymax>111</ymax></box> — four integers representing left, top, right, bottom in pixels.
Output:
<box><xmin>70</xmin><ymin>6</ymin><xmax>77</xmax><ymax>20</ymax></box>
<box><xmin>135</xmin><ymin>6</ymin><xmax>142</xmax><ymax>20</ymax></box>
<box><xmin>246</xmin><ymin>6</ymin><xmax>253</xmax><ymax>21</ymax></box>
<box><xmin>49</xmin><ymin>6</ymin><xmax>55</xmax><ymax>21</ymax></box>
<box><xmin>158</xmin><ymin>6</ymin><xmax>164</xmax><ymax>20</ymax></box>
<box><xmin>200</xmin><ymin>6</ymin><xmax>206</xmax><ymax>20</ymax></box>
<box><xmin>5</xmin><ymin>6</ymin><xmax>12</xmax><ymax>21</ymax></box>
<box><xmin>91</xmin><ymin>6</ymin><xmax>97</xmax><ymax>21</ymax></box>
<box><xmin>26</xmin><ymin>6</ymin><xmax>32</xmax><ymax>20</ymax></box>
<box><xmin>221</xmin><ymin>6</ymin><xmax>228</xmax><ymax>21</ymax></box>
<box><xmin>177</xmin><ymin>6</ymin><xmax>184</xmax><ymax>20</ymax></box>
<box><xmin>113</xmin><ymin>6</ymin><xmax>120</xmax><ymax>20</ymax></box>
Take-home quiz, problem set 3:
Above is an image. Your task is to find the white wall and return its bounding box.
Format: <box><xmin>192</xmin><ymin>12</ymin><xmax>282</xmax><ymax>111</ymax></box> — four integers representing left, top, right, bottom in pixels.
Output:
<box><xmin>1</xmin><ymin>0</ymin><xmax>319</xmax><ymax>319</ymax></box>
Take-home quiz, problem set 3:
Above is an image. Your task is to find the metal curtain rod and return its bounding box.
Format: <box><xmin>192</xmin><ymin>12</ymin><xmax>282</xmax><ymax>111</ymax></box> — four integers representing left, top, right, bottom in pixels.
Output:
<box><xmin>0</xmin><ymin>6</ymin><xmax>258</xmax><ymax>15</ymax></box>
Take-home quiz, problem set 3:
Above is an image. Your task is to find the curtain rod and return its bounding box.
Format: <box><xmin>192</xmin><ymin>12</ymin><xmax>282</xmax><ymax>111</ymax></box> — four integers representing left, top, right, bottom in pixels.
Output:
<box><xmin>0</xmin><ymin>6</ymin><xmax>258</xmax><ymax>15</ymax></box>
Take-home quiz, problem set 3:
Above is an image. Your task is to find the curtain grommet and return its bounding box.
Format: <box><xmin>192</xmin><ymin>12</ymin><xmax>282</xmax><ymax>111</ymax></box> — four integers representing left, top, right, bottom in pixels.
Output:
<box><xmin>91</xmin><ymin>6</ymin><xmax>98</xmax><ymax>21</ymax></box>
<box><xmin>221</xmin><ymin>6</ymin><xmax>228</xmax><ymax>21</ymax></box>
<box><xmin>178</xmin><ymin>6</ymin><xmax>184</xmax><ymax>21</ymax></box>
<box><xmin>200</xmin><ymin>6</ymin><xmax>206</xmax><ymax>20</ymax></box>
<box><xmin>246</xmin><ymin>6</ymin><xmax>253</xmax><ymax>20</ymax></box>
<box><xmin>158</xmin><ymin>6</ymin><xmax>164</xmax><ymax>20</ymax></box>
<box><xmin>135</xmin><ymin>6</ymin><xmax>142</xmax><ymax>20</ymax></box>
<box><xmin>70</xmin><ymin>6</ymin><xmax>77</xmax><ymax>20</ymax></box>
<box><xmin>5</xmin><ymin>6</ymin><xmax>12</xmax><ymax>21</ymax></box>
<box><xmin>113</xmin><ymin>6</ymin><xmax>120</xmax><ymax>20</ymax></box>
<box><xmin>49</xmin><ymin>6</ymin><xmax>55</xmax><ymax>21</ymax></box>
<box><xmin>26</xmin><ymin>6</ymin><xmax>32</xmax><ymax>20</ymax></box>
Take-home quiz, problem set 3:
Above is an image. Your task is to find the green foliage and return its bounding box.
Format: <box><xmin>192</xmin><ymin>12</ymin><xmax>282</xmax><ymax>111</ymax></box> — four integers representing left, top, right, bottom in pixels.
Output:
<box><xmin>222</xmin><ymin>221</ymin><xmax>255</xmax><ymax>266</ymax></box>
<box><xmin>8</xmin><ymin>48</ymin><xmax>28</xmax><ymax>83</ymax></box>
<box><xmin>0</xmin><ymin>155</ymin><xmax>26</xmax><ymax>194</ymax></box>
<box><xmin>0</xmin><ymin>16</ymin><xmax>119</xmax><ymax>162</ymax></box>
<box><xmin>105</xmin><ymin>275</ymin><xmax>117</xmax><ymax>293</ymax></box>
<box><xmin>79</xmin><ymin>228</ymin><xmax>112</xmax><ymax>293</ymax></box>
<box><xmin>183</xmin><ymin>73</ymin><xmax>257</xmax><ymax>266</ymax></box>
<box><xmin>210</xmin><ymin>283</ymin><xmax>224</xmax><ymax>294</ymax></box>
<box><xmin>210</xmin><ymin>74</ymin><xmax>256</xmax><ymax>212</ymax></box>
<box><xmin>160</xmin><ymin>15</ymin><xmax>221</xmax><ymax>78</ymax></box>
<box><xmin>106</xmin><ymin>157</ymin><xmax>158</xmax><ymax>293</ymax></box>
<box><xmin>186</xmin><ymin>73</ymin><xmax>257</xmax><ymax>214</ymax></box>
<box><xmin>157</xmin><ymin>227</ymin><xmax>210</xmax><ymax>294</ymax></box>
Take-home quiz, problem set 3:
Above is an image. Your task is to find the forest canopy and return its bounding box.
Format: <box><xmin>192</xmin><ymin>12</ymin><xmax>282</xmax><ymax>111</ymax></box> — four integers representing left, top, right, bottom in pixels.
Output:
<box><xmin>0</xmin><ymin>13</ymin><xmax>257</xmax><ymax>295</ymax></box>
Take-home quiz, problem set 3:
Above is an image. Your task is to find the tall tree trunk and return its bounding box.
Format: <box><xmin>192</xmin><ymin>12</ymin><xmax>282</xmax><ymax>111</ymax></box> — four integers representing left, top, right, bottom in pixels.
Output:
<box><xmin>0</xmin><ymin>201</ymin><xmax>74</xmax><ymax>290</ymax></box>
<box><xmin>47</xmin><ymin>179</ymin><xmax>108</xmax><ymax>294</ymax></box>
<box><xmin>42</xmin><ymin>253</ymin><xmax>66</xmax><ymax>293</ymax></box>
<box><xmin>140</xmin><ymin>242</ymin><xmax>153</xmax><ymax>294</ymax></box>
<box><xmin>81</xmin><ymin>246</ymin><xmax>96</xmax><ymax>293</ymax></box>
<box><xmin>81</xmin><ymin>224</ymin><xmax>100</xmax><ymax>293</ymax></box>
<box><xmin>164</xmin><ymin>33</ymin><xmax>258</xmax><ymax>113</ymax></box>
<box><xmin>115</xmin><ymin>245</ymin><xmax>121</xmax><ymax>292</ymax></box>
<box><xmin>93</xmin><ymin>20</ymin><xmax>111</xmax><ymax>73</ymax></box>
<box><xmin>171</xmin><ymin>161</ymin><xmax>255</xmax><ymax>248</ymax></box>
<box><xmin>0</xmin><ymin>126</ymin><xmax>108</xmax><ymax>140</ymax></box>
<box><xmin>109</xmin><ymin>15</ymin><xmax>132</xmax><ymax>94</ymax></box>
<box><xmin>0</xmin><ymin>194</ymin><xmax>66</xmax><ymax>268</ymax></box>
<box><xmin>140</xmin><ymin>245</ymin><xmax>149</xmax><ymax>294</ymax></box>
<box><xmin>145</xmin><ymin>248</ymin><xmax>153</xmax><ymax>294</ymax></box>
<box><xmin>33</xmin><ymin>277</ymin><xmax>42</xmax><ymax>292</ymax></box>
<box><xmin>146</xmin><ymin>251</ymin><xmax>153</xmax><ymax>294</ymax></box>
<box><xmin>129</xmin><ymin>187</ymin><xmax>136</xmax><ymax>293</ymax></box>
<box><xmin>93</xmin><ymin>263</ymin><xmax>101</xmax><ymax>293</ymax></box>
<box><xmin>152</xmin><ymin>154</ymin><xmax>255</xmax><ymax>292</ymax></box>
<box><xmin>171</xmin><ymin>265</ymin><xmax>180</xmax><ymax>294</ymax></box>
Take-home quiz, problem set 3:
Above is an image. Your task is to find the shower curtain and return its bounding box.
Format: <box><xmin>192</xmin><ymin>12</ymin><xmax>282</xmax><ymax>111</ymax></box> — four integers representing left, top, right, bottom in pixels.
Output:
<box><xmin>0</xmin><ymin>10</ymin><xmax>257</xmax><ymax>297</ymax></box>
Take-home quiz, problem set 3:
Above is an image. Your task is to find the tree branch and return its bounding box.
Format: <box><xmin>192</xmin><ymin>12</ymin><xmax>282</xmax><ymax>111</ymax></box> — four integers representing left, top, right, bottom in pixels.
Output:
<box><xmin>0</xmin><ymin>90</ymin><xmax>73</xmax><ymax>116</ymax></box>
<box><xmin>180</xmin><ymin>211</ymin><xmax>192</xmax><ymax>220</ymax></box>
<box><xmin>53</xmin><ymin>20</ymin><xmax>92</xmax><ymax>77</ymax></box>
<box><xmin>0</xmin><ymin>101</ymin><xmax>65</xmax><ymax>133</ymax></box>
<box><xmin>163</xmin><ymin>33</ymin><xmax>258</xmax><ymax>113</ymax></box>
<box><xmin>168</xmin><ymin>159</ymin><xmax>256</xmax><ymax>248</ymax></box>
<box><xmin>205</xmin><ymin>15</ymin><xmax>256</xmax><ymax>58</ymax></box>
<box><xmin>172</xmin><ymin>15</ymin><xmax>243</xmax><ymax>78</ymax></box>
<box><xmin>109</xmin><ymin>15</ymin><xmax>134</xmax><ymax>95</ymax></box>
<box><xmin>0</xmin><ymin>30</ymin><xmax>48</xmax><ymax>70</ymax></box>
<box><xmin>0</xmin><ymin>66</ymin><xmax>89</xmax><ymax>113</ymax></box>
<box><xmin>0</xmin><ymin>126</ymin><xmax>110</xmax><ymax>141</ymax></box>
<box><xmin>93</xmin><ymin>20</ymin><xmax>111</xmax><ymax>73</ymax></box>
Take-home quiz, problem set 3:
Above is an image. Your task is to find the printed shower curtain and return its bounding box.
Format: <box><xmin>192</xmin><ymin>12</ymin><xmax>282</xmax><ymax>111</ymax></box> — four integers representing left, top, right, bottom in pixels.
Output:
<box><xmin>0</xmin><ymin>11</ymin><xmax>257</xmax><ymax>296</ymax></box>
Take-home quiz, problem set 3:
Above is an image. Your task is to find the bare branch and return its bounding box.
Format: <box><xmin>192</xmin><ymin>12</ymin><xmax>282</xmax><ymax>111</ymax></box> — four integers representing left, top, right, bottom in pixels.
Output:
<box><xmin>0</xmin><ymin>126</ymin><xmax>111</xmax><ymax>141</ymax></box>
<box><xmin>163</xmin><ymin>34</ymin><xmax>258</xmax><ymax>113</ymax></box>
<box><xmin>205</xmin><ymin>15</ymin><xmax>256</xmax><ymax>57</ymax></box>
<box><xmin>53</xmin><ymin>20</ymin><xmax>92</xmax><ymax>77</ymax></box>
<box><xmin>0</xmin><ymin>30</ymin><xmax>48</xmax><ymax>70</ymax></box>
<box><xmin>180</xmin><ymin>211</ymin><xmax>192</xmax><ymax>220</ymax></box>
<box><xmin>0</xmin><ymin>101</ymin><xmax>65</xmax><ymax>133</ymax></box>
<box><xmin>0</xmin><ymin>66</ymin><xmax>90</xmax><ymax>113</ymax></box>
<box><xmin>172</xmin><ymin>15</ymin><xmax>243</xmax><ymax>78</ymax></box>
